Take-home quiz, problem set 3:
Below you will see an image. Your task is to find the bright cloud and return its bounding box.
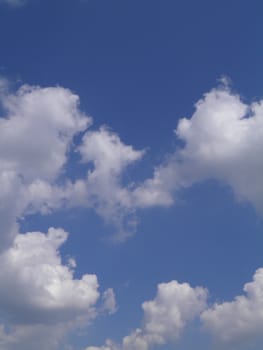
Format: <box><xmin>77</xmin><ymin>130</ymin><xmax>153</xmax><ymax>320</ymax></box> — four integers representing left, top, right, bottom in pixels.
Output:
<box><xmin>0</xmin><ymin>227</ymin><xmax>99</xmax><ymax>324</ymax></box>
<box><xmin>134</xmin><ymin>83</ymin><xmax>263</xmax><ymax>215</ymax></box>
<box><xmin>0</xmin><ymin>83</ymin><xmax>90</xmax><ymax>181</ymax></box>
<box><xmin>0</xmin><ymin>80</ymin><xmax>127</xmax><ymax>348</ymax></box>
<box><xmin>0</xmin><ymin>81</ymin><xmax>90</xmax><ymax>249</ymax></box>
<box><xmin>87</xmin><ymin>268</ymin><xmax>263</xmax><ymax>350</ymax></box>
<box><xmin>1</xmin><ymin>77</ymin><xmax>263</xmax><ymax>350</ymax></box>
<box><xmin>86</xmin><ymin>280</ymin><xmax>208</xmax><ymax>350</ymax></box>
<box><xmin>0</xmin><ymin>80</ymin><xmax>145</xmax><ymax>247</ymax></box>
<box><xmin>0</xmin><ymin>227</ymin><xmax>100</xmax><ymax>349</ymax></box>
<box><xmin>76</xmin><ymin>126</ymin><xmax>145</xmax><ymax>240</ymax></box>
<box><xmin>201</xmin><ymin>268</ymin><xmax>263</xmax><ymax>343</ymax></box>
<box><xmin>2</xmin><ymin>79</ymin><xmax>262</xmax><ymax>247</ymax></box>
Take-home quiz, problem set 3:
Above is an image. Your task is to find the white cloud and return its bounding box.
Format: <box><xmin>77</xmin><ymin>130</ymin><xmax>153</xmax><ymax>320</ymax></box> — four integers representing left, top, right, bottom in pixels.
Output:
<box><xmin>86</xmin><ymin>280</ymin><xmax>208</xmax><ymax>350</ymax></box>
<box><xmin>141</xmin><ymin>281</ymin><xmax>208</xmax><ymax>343</ymax></box>
<box><xmin>101</xmin><ymin>288</ymin><xmax>117</xmax><ymax>315</ymax></box>
<box><xmin>0</xmin><ymin>80</ymin><xmax>146</xmax><ymax>244</ymax></box>
<box><xmin>134</xmin><ymin>83</ymin><xmax>263</xmax><ymax>215</ymax></box>
<box><xmin>0</xmin><ymin>227</ymin><xmax>100</xmax><ymax>349</ymax></box>
<box><xmin>86</xmin><ymin>268</ymin><xmax>263</xmax><ymax>350</ymax></box>
<box><xmin>0</xmin><ymin>171</ymin><xmax>21</xmax><ymax>249</ymax></box>
<box><xmin>1</xmin><ymin>77</ymin><xmax>263</xmax><ymax>350</ymax></box>
<box><xmin>6</xmin><ymin>79</ymin><xmax>262</xmax><ymax>245</ymax></box>
<box><xmin>0</xmin><ymin>83</ymin><xmax>90</xmax><ymax>182</ymax></box>
<box><xmin>25</xmin><ymin>126</ymin><xmax>145</xmax><ymax>241</ymax></box>
<box><xmin>201</xmin><ymin>268</ymin><xmax>263</xmax><ymax>343</ymax></box>
<box><xmin>86</xmin><ymin>346</ymin><xmax>112</xmax><ymax>350</ymax></box>
<box><xmin>0</xmin><ymin>323</ymin><xmax>70</xmax><ymax>350</ymax></box>
<box><xmin>79</xmin><ymin>127</ymin><xmax>143</xmax><ymax>175</ymax></box>
<box><xmin>0</xmin><ymin>78</ymin><xmax>144</xmax><ymax>348</ymax></box>
<box><xmin>0</xmin><ymin>81</ymin><xmax>91</xmax><ymax>249</ymax></box>
<box><xmin>76</xmin><ymin>127</ymin><xmax>145</xmax><ymax>240</ymax></box>
<box><xmin>0</xmin><ymin>227</ymin><xmax>99</xmax><ymax>324</ymax></box>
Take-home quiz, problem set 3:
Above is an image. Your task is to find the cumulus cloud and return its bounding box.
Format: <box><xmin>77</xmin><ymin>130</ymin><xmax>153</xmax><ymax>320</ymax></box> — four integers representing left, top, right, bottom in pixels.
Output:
<box><xmin>0</xmin><ymin>227</ymin><xmax>100</xmax><ymax>349</ymax></box>
<box><xmin>3</xmin><ymin>78</ymin><xmax>262</xmax><ymax>245</ymax></box>
<box><xmin>76</xmin><ymin>127</ymin><xmax>145</xmax><ymax>240</ymax></box>
<box><xmin>0</xmin><ymin>83</ymin><xmax>90</xmax><ymax>181</ymax></box>
<box><xmin>0</xmin><ymin>79</ymin><xmax>127</xmax><ymax>349</ymax></box>
<box><xmin>134</xmin><ymin>83</ymin><xmax>263</xmax><ymax>215</ymax></box>
<box><xmin>86</xmin><ymin>269</ymin><xmax>263</xmax><ymax>350</ymax></box>
<box><xmin>0</xmin><ymin>81</ymin><xmax>91</xmax><ymax>249</ymax></box>
<box><xmin>1</xmin><ymin>77</ymin><xmax>262</xmax><ymax>350</ymax></box>
<box><xmin>201</xmin><ymin>268</ymin><xmax>263</xmax><ymax>344</ymax></box>
<box><xmin>0</xmin><ymin>227</ymin><xmax>99</xmax><ymax>324</ymax></box>
<box><xmin>141</xmin><ymin>281</ymin><xmax>208</xmax><ymax>343</ymax></box>
<box><xmin>86</xmin><ymin>280</ymin><xmax>208</xmax><ymax>350</ymax></box>
<box><xmin>0</xmin><ymin>79</ymin><xmax>145</xmax><ymax>246</ymax></box>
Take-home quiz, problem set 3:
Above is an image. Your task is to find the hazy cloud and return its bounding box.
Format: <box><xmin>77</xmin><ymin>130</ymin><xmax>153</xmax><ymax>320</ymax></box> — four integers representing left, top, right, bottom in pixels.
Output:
<box><xmin>0</xmin><ymin>0</ymin><xmax>26</xmax><ymax>7</ymax></box>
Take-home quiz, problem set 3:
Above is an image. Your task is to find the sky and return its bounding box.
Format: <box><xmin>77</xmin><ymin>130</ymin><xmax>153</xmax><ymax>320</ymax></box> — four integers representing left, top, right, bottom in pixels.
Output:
<box><xmin>0</xmin><ymin>0</ymin><xmax>263</xmax><ymax>349</ymax></box>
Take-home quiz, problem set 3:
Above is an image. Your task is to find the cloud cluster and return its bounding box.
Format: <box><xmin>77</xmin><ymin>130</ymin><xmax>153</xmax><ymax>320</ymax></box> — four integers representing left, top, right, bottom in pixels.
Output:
<box><xmin>0</xmin><ymin>79</ymin><xmax>145</xmax><ymax>247</ymax></box>
<box><xmin>86</xmin><ymin>268</ymin><xmax>263</xmax><ymax>350</ymax></box>
<box><xmin>0</xmin><ymin>82</ymin><xmax>90</xmax><ymax>249</ymax></box>
<box><xmin>0</xmin><ymin>227</ymin><xmax>100</xmax><ymax>350</ymax></box>
<box><xmin>0</xmin><ymin>228</ymin><xmax>99</xmax><ymax>324</ymax></box>
<box><xmin>1</xmin><ymin>77</ymin><xmax>263</xmax><ymax>349</ymax></box>
<box><xmin>86</xmin><ymin>281</ymin><xmax>208</xmax><ymax>350</ymax></box>
<box><xmin>2</xmin><ymin>78</ymin><xmax>263</xmax><ymax>247</ymax></box>
<box><xmin>202</xmin><ymin>268</ymin><xmax>263</xmax><ymax>343</ymax></box>
<box><xmin>0</xmin><ymin>80</ymin><xmax>122</xmax><ymax>349</ymax></box>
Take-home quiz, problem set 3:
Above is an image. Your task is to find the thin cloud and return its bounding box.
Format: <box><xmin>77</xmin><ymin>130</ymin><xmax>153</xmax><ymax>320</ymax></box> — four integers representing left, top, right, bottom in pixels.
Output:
<box><xmin>0</xmin><ymin>0</ymin><xmax>27</xmax><ymax>7</ymax></box>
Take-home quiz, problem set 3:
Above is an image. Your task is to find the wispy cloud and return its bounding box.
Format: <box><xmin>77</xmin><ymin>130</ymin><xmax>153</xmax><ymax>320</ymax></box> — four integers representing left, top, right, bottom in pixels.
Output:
<box><xmin>0</xmin><ymin>0</ymin><xmax>26</xmax><ymax>7</ymax></box>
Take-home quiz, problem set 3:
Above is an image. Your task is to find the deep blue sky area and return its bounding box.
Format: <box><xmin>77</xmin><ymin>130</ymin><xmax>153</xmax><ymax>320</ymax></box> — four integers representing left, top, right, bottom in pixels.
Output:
<box><xmin>1</xmin><ymin>0</ymin><xmax>263</xmax><ymax>150</ymax></box>
<box><xmin>1</xmin><ymin>1</ymin><xmax>263</xmax><ymax>350</ymax></box>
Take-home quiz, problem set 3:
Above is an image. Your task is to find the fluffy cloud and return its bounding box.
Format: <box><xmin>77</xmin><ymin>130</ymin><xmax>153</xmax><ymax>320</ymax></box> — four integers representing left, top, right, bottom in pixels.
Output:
<box><xmin>0</xmin><ymin>78</ymin><xmax>149</xmax><ymax>349</ymax></box>
<box><xmin>201</xmin><ymin>268</ymin><xmax>263</xmax><ymax>343</ymax></box>
<box><xmin>142</xmin><ymin>281</ymin><xmax>208</xmax><ymax>343</ymax></box>
<box><xmin>76</xmin><ymin>127</ymin><xmax>144</xmax><ymax>240</ymax></box>
<box><xmin>0</xmin><ymin>83</ymin><xmax>90</xmax><ymax>181</ymax></box>
<box><xmin>0</xmin><ymin>227</ymin><xmax>99</xmax><ymax>324</ymax></box>
<box><xmin>0</xmin><ymin>81</ymin><xmax>91</xmax><ymax>249</ymax></box>
<box><xmin>86</xmin><ymin>280</ymin><xmax>208</xmax><ymax>350</ymax></box>
<box><xmin>87</xmin><ymin>268</ymin><xmax>263</xmax><ymax>350</ymax></box>
<box><xmin>134</xmin><ymin>83</ymin><xmax>263</xmax><ymax>215</ymax></box>
<box><xmin>0</xmin><ymin>227</ymin><xmax>100</xmax><ymax>350</ymax></box>
<box><xmin>4</xmin><ymin>79</ymin><xmax>262</xmax><ymax>245</ymax></box>
<box><xmin>0</xmin><ymin>79</ymin><xmax>145</xmax><ymax>248</ymax></box>
<box><xmin>1</xmin><ymin>77</ymin><xmax>262</xmax><ymax>350</ymax></box>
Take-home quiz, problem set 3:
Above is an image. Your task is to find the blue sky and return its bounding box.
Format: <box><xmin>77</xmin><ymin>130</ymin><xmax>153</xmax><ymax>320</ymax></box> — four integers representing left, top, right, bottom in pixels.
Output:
<box><xmin>0</xmin><ymin>1</ymin><xmax>263</xmax><ymax>349</ymax></box>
